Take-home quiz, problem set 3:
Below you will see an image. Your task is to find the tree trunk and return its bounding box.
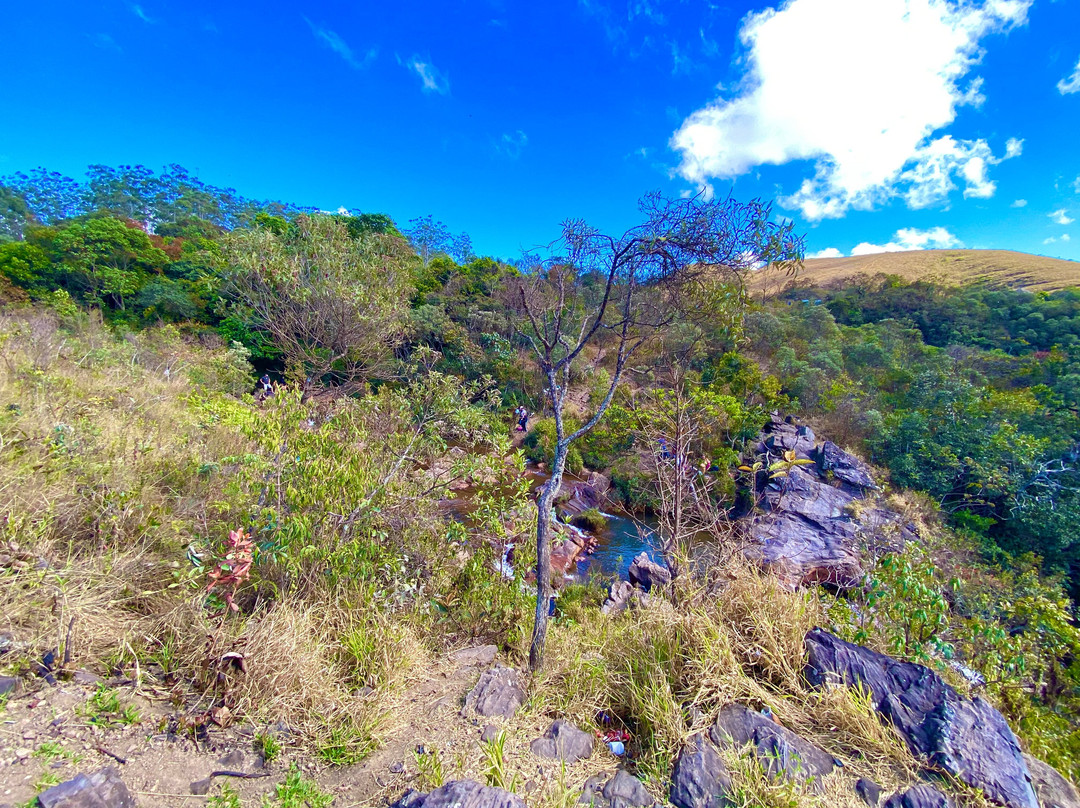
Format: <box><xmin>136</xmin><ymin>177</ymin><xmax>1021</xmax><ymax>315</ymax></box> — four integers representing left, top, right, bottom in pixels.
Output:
<box><xmin>528</xmin><ymin>439</ymin><xmax>568</xmax><ymax>672</ymax></box>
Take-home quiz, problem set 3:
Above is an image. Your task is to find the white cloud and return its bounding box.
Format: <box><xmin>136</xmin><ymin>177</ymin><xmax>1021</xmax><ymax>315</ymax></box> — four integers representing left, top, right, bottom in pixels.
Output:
<box><xmin>1011</xmin><ymin>199</ymin><xmax>1027</xmax><ymax>207</ymax></box>
<box><xmin>131</xmin><ymin>4</ymin><xmax>155</xmax><ymax>23</ymax></box>
<box><xmin>807</xmin><ymin>247</ymin><xmax>844</xmax><ymax>259</ymax></box>
<box><xmin>1049</xmin><ymin>209</ymin><xmax>1075</xmax><ymax>225</ymax></box>
<box><xmin>402</xmin><ymin>55</ymin><xmax>450</xmax><ymax>94</ymax></box>
<box><xmin>671</xmin><ymin>0</ymin><xmax>1030</xmax><ymax>221</ymax></box>
<box><xmin>304</xmin><ymin>18</ymin><xmax>376</xmax><ymax>70</ymax></box>
<box><xmin>1058</xmin><ymin>57</ymin><xmax>1080</xmax><ymax>94</ymax></box>
<box><xmin>1074</xmin><ymin>176</ymin><xmax>1080</xmax><ymax>194</ymax></box>
<box><xmin>1064</xmin><ymin>234</ymin><xmax>1073</xmax><ymax>242</ymax></box>
<box><xmin>496</xmin><ymin>130</ymin><xmax>528</xmax><ymax>159</ymax></box>
<box><xmin>850</xmin><ymin>226</ymin><xmax>963</xmax><ymax>256</ymax></box>
<box><xmin>1044</xmin><ymin>236</ymin><xmax>1058</xmax><ymax>245</ymax></box>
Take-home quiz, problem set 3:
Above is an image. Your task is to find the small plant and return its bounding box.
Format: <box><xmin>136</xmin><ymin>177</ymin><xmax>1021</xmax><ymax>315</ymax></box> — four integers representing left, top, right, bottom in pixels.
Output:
<box><xmin>32</xmin><ymin>741</ymin><xmax>80</xmax><ymax>764</ymax></box>
<box><xmin>84</xmin><ymin>683</ymin><xmax>141</xmax><ymax>726</ymax></box>
<box><xmin>33</xmin><ymin>770</ymin><xmax>63</xmax><ymax>792</ymax></box>
<box><xmin>255</xmin><ymin>731</ymin><xmax>282</xmax><ymax>763</ymax></box>
<box><xmin>206</xmin><ymin>528</ymin><xmax>255</xmax><ymax>615</ymax></box>
<box><xmin>414</xmin><ymin>745</ymin><xmax>445</xmax><ymax>791</ymax></box>
<box><xmin>208</xmin><ymin>783</ymin><xmax>243</xmax><ymax>808</ymax></box>
<box><xmin>481</xmin><ymin>729</ymin><xmax>520</xmax><ymax>793</ymax></box>
<box><xmin>262</xmin><ymin>764</ymin><xmax>333</xmax><ymax>808</ymax></box>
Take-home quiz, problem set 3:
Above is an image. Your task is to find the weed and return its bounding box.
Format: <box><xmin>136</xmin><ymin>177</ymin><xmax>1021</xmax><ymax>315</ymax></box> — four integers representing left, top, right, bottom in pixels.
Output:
<box><xmin>480</xmin><ymin>729</ymin><xmax>520</xmax><ymax>793</ymax></box>
<box><xmin>208</xmin><ymin>783</ymin><xmax>243</xmax><ymax>808</ymax></box>
<box><xmin>33</xmin><ymin>770</ymin><xmax>63</xmax><ymax>792</ymax></box>
<box><xmin>32</xmin><ymin>741</ymin><xmax>81</xmax><ymax>764</ymax></box>
<box><xmin>83</xmin><ymin>684</ymin><xmax>140</xmax><ymax>726</ymax></box>
<box><xmin>255</xmin><ymin>731</ymin><xmax>282</xmax><ymax>763</ymax></box>
<box><xmin>315</xmin><ymin>714</ymin><xmax>377</xmax><ymax>766</ymax></box>
<box><xmin>414</xmin><ymin>745</ymin><xmax>446</xmax><ymax>791</ymax></box>
<box><xmin>262</xmin><ymin>764</ymin><xmax>333</xmax><ymax>808</ymax></box>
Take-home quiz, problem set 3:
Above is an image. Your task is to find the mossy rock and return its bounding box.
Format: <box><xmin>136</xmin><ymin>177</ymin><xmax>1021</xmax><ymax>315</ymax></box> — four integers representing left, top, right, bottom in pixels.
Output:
<box><xmin>572</xmin><ymin>508</ymin><xmax>608</xmax><ymax>533</ymax></box>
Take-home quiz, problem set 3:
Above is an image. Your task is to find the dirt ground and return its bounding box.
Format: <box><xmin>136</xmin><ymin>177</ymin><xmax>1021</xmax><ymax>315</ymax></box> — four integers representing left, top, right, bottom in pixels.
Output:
<box><xmin>0</xmin><ymin>647</ymin><xmax>622</xmax><ymax>808</ymax></box>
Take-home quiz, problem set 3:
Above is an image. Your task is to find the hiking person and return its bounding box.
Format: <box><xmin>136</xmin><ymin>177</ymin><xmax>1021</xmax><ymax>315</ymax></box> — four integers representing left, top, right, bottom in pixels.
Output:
<box><xmin>260</xmin><ymin>374</ymin><xmax>272</xmax><ymax>395</ymax></box>
<box><xmin>517</xmin><ymin>407</ymin><xmax>529</xmax><ymax>432</ymax></box>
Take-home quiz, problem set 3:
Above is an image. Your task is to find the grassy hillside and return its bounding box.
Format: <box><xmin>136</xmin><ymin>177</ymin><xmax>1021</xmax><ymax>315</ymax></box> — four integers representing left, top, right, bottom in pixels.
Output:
<box><xmin>774</xmin><ymin>249</ymin><xmax>1080</xmax><ymax>294</ymax></box>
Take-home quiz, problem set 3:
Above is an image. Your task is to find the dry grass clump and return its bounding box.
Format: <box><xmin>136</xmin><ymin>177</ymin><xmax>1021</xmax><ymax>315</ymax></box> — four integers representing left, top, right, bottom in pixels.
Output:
<box><xmin>535</xmin><ymin>559</ymin><xmax>921</xmax><ymax>794</ymax></box>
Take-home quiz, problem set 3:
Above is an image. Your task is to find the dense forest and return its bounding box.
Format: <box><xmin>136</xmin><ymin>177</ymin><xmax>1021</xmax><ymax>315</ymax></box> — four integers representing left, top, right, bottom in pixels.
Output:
<box><xmin>1</xmin><ymin>164</ymin><xmax>1079</xmax><ymax>803</ymax></box>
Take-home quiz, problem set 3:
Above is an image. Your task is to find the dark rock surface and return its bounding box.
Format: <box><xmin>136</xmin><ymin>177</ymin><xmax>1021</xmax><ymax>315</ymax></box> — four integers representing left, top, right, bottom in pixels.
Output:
<box><xmin>601</xmin><ymin>580</ymin><xmax>636</xmax><ymax>615</ymax></box>
<box><xmin>819</xmin><ymin>440</ymin><xmax>877</xmax><ymax>490</ymax></box>
<box><xmin>530</xmin><ymin>719</ymin><xmax>594</xmax><ymax>763</ymax></box>
<box><xmin>0</xmin><ymin>675</ymin><xmax>20</xmax><ymax>697</ymax></box>
<box><xmin>627</xmin><ymin>551</ymin><xmax>671</xmax><ymax>591</ymax></box>
<box><xmin>38</xmin><ymin>766</ymin><xmax>136</xmax><ymax>808</ymax></box>
<box><xmin>669</xmin><ymin>734</ymin><xmax>732</xmax><ymax>808</ymax></box>
<box><xmin>805</xmin><ymin>628</ymin><xmax>1038</xmax><ymax>808</ymax></box>
<box><xmin>463</xmin><ymin>666</ymin><xmax>525</xmax><ymax>719</ymax></box>
<box><xmin>709</xmin><ymin>704</ymin><xmax>834</xmax><ymax>786</ymax></box>
<box><xmin>881</xmin><ymin>785</ymin><xmax>952</xmax><ymax>808</ymax></box>
<box><xmin>1023</xmin><ymin>754</ymin><xmax>1080</xmax><ymax>808</ymax></box>
<box><xmin>392</xmin><ymin>780</ymin><xmax>526</xmax><ymax>808</ymax></box>
<box><xmin>601</xmin><ymin>770</ymin><xmax>652</xmax><ymax>808</ymax></box>
<box><xmin>856</xmin><ymin>778</ymin><xmax>884</xmax><ymax>806</ymax></box>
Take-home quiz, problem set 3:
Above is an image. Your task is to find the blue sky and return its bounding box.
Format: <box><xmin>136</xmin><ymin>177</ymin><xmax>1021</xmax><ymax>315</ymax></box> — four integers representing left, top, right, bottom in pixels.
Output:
<box><xmin>3</xmin><ymin>0</ymin><xmax>1080</xmax><ymax>263</ymax></box>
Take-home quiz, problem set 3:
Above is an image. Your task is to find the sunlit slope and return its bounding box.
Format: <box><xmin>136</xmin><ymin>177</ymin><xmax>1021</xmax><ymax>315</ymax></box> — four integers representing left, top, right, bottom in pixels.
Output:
<box><xmin>780</xmin><ymin>249</ymin><xmax>1080</xmax><ymax>293</ymax></box>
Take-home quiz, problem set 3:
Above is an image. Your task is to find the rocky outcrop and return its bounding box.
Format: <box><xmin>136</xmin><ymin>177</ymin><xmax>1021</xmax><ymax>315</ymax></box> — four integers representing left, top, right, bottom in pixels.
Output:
<box><xmin>601</xmin><ymin>770</ymin><xmax>653</xmax><ymax>808</ymax></box>
<box><xmin>709</xmin><ymin>704</ymin><xmax>834</xmax><ymax>787</ymax></box>
<box><xmin>392</xmin><ymin>780</ymin><xmax>526</xmax><ymax>808</ymax></box>
<box><xmin>560</xmin><ymin>473</ymin><xmax>611</xmax><ymax>517</ymax></box>
<box><xmin>669</xmin><ymin>734</ymin><xmax>732</xmax><ymax>808</ymax></box>
<box><xmin>463</xmin><ymin>666</ymin><xmax>525</xmax><ymax>719</ymax></box>
<box><xmin>744</xmin><ymin>415</ymin><xmax>915</xmax><ymax>590</ymax></box>
<box><xmin>627</xmin><ymin>551</ymin><xmax>671</xmax><ymax>591</ymax></box>
<box><xmin>550</xmin><ymin>523</ymin><xmax>598</xmax><ymax>577</ymax></box>
<box><xmin>805</xmin><ymin>628</ymin><xmax>1038</xmax><ymax>808</ymax></box>
<box><xmin>601</xmin><ymin>580</ymin><xmax>646</xmax><ymax>615</ymax></box>
<box><xmin>38</xmin><ymin>767</ymin><xmax>135</xmax><ymax>808</ymax></box>
<box><xmin>530</xmin><ymin>719</ymin><xmax>594</xmax><ymax>763</ymax></box>
<box><xmin>1023</xmin><ymin>755</ymin><xmax>1080</xmax><ymax>808</ymax></box>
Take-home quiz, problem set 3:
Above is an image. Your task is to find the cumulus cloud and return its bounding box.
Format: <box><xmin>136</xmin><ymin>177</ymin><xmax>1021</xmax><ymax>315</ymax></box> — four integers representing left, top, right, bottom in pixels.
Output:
<box><xmin>807</xmin><ymin>247</ymin><xmax>844</xmax><ymax>259</ymax></box>
<box><xmin>1011</xmin><ymin>199</ymin><xmax>1028</xmax><ymax>207</ymax></box>
<box><xmin>671</xmin><ymin>0</ymin><xmax>1030</xmax><ymax>220</ymax></box>
<box><xmin>1064</xmin><ymin>234</ymin><xmax>1073</xmax><ymax>242</ymax></box>
<box><xmin>401</xmin><ymin>55</ymin><xmax>450</xmax><ymax>94</ymax></box>
<box><xmin>850</xmin><ymin>226</ymin><xmax>963</xmax><ymax>256</ymax></box>
<box><xmin>1044</xmin><ymin>236</ymin><xmax>1058</xmax><ymax>245</ymax></box>
<box><xmin>1058</xmin><ymin>57</ymin><xmax>1080</xmax><ymax>94</ymax></box>
<box><xmin>130</xmin><ymin>4</ymin><xmax>155</xmax><ymax>23</ymax></box>
<box><xmin>304</xmin><ymin>18</ymin><xmax>376</xmax><ymax>70</ymax></box>
<box><xmin>1049</xmin><ymin>209</ymin><xmax>1075</xmax><ymax>225</ymax></box>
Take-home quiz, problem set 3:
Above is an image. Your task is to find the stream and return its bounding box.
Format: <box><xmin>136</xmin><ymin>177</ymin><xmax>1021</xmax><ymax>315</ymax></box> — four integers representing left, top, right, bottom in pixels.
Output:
<box><xmin>440</xmin><ymin>464</ymin><xmax>664</xmax><ymax>580</ymax></box>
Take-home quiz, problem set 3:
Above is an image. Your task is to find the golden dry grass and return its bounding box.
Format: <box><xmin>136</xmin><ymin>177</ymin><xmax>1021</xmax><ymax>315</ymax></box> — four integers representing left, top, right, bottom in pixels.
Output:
<box><xmin>753</xmin><ymin>249</ymin><xmax>1080</xmax><ymax>295</ymax></box>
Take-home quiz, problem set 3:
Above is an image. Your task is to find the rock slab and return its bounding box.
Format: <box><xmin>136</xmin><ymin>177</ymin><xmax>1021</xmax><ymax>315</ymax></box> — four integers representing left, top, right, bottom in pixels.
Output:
<box><xmin>669</xmin><ymin>735</ymin><xmax>732</xmax><ymax>808</ymax></box>
<box><xmin>392</xmin><ymin>779</ymin><xmax>526</xmax><ymax>808</ymax></box>
<box><xmin>881</xmin><ymin>785</ymin><xmax>951</xmax><ymax>808</ymax></box>
<box><xmin>530</xmin><ymin>719</ymin><xmax>594</xmax><ymax>763</ymax></box>
<box><xmin>805</xmin><ymin>628</ymin><xmax>1038</xmax><ymax>808</ymax></box>
<box><xmin>602</xmin><ymin>770</ymin><xmax>652</xmax><ymax>808</ymax></box>
<box><xmin>464</xmin><ymin>666</ymin><xmax>524</xmax><ymax>719</ymax></box>
<box><xmin>38</xmin><ymin>767</ymin><xmax>135</xmax><ymax>808</ymax></box>
<box><xmin>1023</xmin><ymin>754</ymin><xmax>1080</xmax><ymax>808</ymax></box>
<box><xmin>627</xmin><ymin>552</ymin><xmax>671</xmax><ymax>591</ymax></box>
<box><xmin>709</xmin><ymin>704</ymin><xmax>834</xmax><ymax>786</ymax></box>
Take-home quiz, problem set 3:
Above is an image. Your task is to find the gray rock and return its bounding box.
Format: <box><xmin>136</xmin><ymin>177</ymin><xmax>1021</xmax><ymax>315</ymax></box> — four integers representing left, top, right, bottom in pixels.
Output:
<box><xmin>669</xmin><ymin>734</ymin><xmax>732</xmax><ymax>808</ymax></box>
<box><xmin>602</xmin><ymin>580</ymin><xmax>635</xmax><ymax>615</ymax></box>
<box><xmin>190</xmin><ymin>778</ymin><xmax>212</xmax><ymax>796</ymax></box>
<box><xmin>818</xmin><ymin>441</ymin><xmax>876</xmax><ymax>490</ymax></box>
<box><xmin>1023</xmin><ymin>754</ymin><xmax>1080</xmax><ymax>808</ymax></box>
<box><xmin>881</xmin><ymin>785</ymin><xmax>951</xmax><ymax>808</ymax></box>
<box><xmin>856</xmin><ymin>778</ymin><xmax>883</xmax><ymax>806</ymax></box>
<box><xmin>762</xmin><ymin>422</ymin><xmax>816</xmax><ymax>457</ymax></box>
<box><xmin>805</xmin><ymin>629</ymin><xmax>1038</xmax><ymax>808</ymax></box>
<box><xmin>602</xmin><ymin>770</ymin><xmax>652</xmax><ymax>808</ymax></box>
<box><xmin>627</xmin><ymin>552</ymin><xmax>671</xmax><ymax>591</ymax></box>
<box><xmin>450</xmin><ymin>645</ymin><xmax>499</xmax><ymax>667</ymax></box>
<box><xmin>0</xmin><ymin>675</ymin><xmax>20</xmax><ymax>697</ymax></box>
<box><xmin>709</xmin><ymin>704</ymin><xmax>834</xmax><ymax>787</ymax></box>
<box><xmin>579</xmin><ymin>774</ymin><xmax>610</xmax><ymax>807</ymax></box>
<box><xmin>217</xmin><ymin>749</ymin><xmax>246</xmax><ymax>768</ymax></box>
<box><xmin>530</xmin><ymin>719</ymin><xmax>594</xmax><ymax>763</ymax></box>
<box><xmin>481</xmin><ymin>725</ymin><xmax>500</xmax><ymax>743</ymax></box>
<box><xmin>393</xmin><ymin>779</ymin><xmax>527</xmax><ymax>808</ymax></box>
<box><xmin>39</xmin><ymin>767</ymin><xmax>135</xmax><ymax>808</ymax></box>
<box><xmin>464</xmin><ymin>666</ymin><xmax>525</xmax><ymax>719</ymax></box>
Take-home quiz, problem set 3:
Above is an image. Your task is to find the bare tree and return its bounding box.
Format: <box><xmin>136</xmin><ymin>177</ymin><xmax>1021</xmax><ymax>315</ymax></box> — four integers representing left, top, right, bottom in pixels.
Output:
<box><xmin>507</xmin><ymin>192</ymin><xmax>803</xmax><ymax>670</ymax></box>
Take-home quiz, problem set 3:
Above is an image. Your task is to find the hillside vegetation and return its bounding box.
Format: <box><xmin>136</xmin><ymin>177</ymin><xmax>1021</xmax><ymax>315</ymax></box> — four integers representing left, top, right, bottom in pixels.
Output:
<box><xmin>766</xmin><ymin>249</ymin><xmax>1080</xmax><ymax>295</ymax></box>
<box><xmin>1</xmin><ymin>164</ymin><xmax>1079</xmax><ymax>807</ymax></box>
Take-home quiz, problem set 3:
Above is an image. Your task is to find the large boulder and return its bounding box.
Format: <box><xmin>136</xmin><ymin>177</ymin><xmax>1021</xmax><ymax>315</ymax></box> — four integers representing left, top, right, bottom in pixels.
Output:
<box><xmin>601</xmin><ymin>770</ymin><xmax>652</xmax><ymax>808</ymax></box>
<box><xmin>38</xmin><ymin>767</ymin><xmax>135</xmax><ymax>808</ymax></box>
<box><xmin>881</xmin><ymin>785</ymin><xmax>951</xmax><ymax>808</ymax></box>
<box><xmin>530</xmin><ymin>719</ymin><xmax>594</xmax><ymax>763</ymax></box>
<box><xmin>627</xmin><ymin>551</ymin><xmax>671</xmax><ymax>591</ymax></box>
<box><xmin>805</xmin><ymin>628</ymin><xmax>1038</xmax><ymax>808</ymax></box>
<box><xmin>709</xmin><ymin>704</ymin><xmax>834</xmax><ymax>787</ymax></box>
<box><xmin>392</xmin><ymin>779</ymin><xmax>526</xmax><ymax>808</ymax></box>
<box><xmin>818</xmin><ymin>441</ymin><xmax>877</xmax><ymax>491</ymax></box>
<box><xmin>669</xmin><ymin>734</ymin><xmax>732</xmax><ymax>808</ymax></box>
<box><xmin>1023</xmin><ymin>754</ymin><xmax>1080</xmax><ymax>808</ymax></box>
<box><xmin>464</xmin><ymin>666</ymin><xmax>525</xmax><ymax>719</ymax></box>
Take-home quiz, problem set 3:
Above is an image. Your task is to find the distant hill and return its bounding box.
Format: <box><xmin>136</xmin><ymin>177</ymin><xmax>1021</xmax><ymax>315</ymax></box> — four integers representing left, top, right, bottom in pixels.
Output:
<box><xmin>767</xmin><ymin>249</ymin><xmax>1080</xmax><ymax>294</ymax></box>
